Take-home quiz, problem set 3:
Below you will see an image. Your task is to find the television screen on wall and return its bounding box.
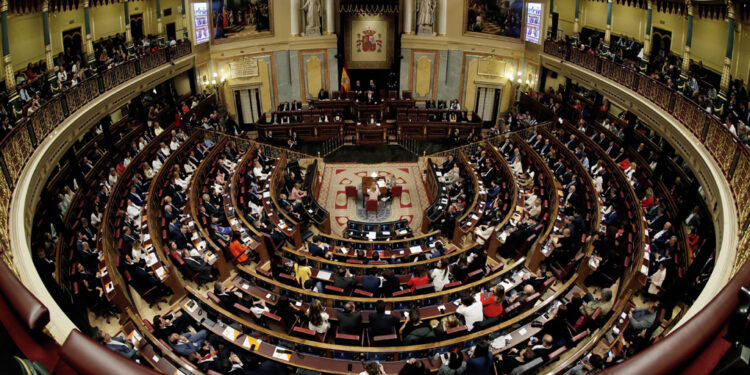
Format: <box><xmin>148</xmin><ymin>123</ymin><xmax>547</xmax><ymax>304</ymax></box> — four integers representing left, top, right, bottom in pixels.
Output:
<box><xmin>525</xmin><ymin>2</ymin><xmax>542</xmax><ymax>44</ymax></box>
<box><xmin>193</xmin><ymin>2</ymin><xmax>210</xmax><ymax>44</ymax></box>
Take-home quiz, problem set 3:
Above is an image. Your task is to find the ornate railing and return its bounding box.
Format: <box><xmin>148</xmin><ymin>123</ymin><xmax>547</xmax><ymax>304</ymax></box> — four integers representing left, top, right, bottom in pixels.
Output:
<box><xmin>544</xmin><ymin>39</ymin><xmax>750</xmax><ymax>247</ymax></box>
<box><xmin>0</xmin><ymin>40</ymin><xmax>192</xmax><ymax>270</ymax></box>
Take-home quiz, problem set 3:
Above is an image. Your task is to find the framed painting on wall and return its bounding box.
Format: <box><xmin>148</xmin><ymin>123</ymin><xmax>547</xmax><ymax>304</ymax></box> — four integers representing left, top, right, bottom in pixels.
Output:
<box><xmin>464</xmin><ymin>0</ymin><xmax>524</xmax><ymax>40</ymax></box>
<box><xmin>210</xmin><ymin>0</ymin><xmax>273</xmax><ymax>44</ymax></box>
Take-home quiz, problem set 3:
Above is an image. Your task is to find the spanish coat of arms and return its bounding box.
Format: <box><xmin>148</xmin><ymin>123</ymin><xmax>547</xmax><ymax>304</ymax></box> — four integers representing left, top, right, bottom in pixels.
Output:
<box><xmin>355</xmin><ymin>29</ymin><xmax>382</xmax><ymax>53</ymax></box>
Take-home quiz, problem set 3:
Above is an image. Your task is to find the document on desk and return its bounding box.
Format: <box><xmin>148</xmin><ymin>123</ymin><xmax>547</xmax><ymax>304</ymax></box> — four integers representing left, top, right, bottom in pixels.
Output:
<box><xmin>242</xmin><ymin>335</ymin><xmax>260</xmax><ymax>350</ymax></box>
<box><xmin>409</xmin><ymin>245</ymin><xmax>422</xmax><ymax>254</ymax></box>
<box><xmin>263</xmin><ymin>191</ymin><xmax>271</xmax><ymax>198</ymax></box>
<box><xmin>316</xmin><ymin>270</ymin><xmax>332</xmax><ymax>281</ymax></box>
<box><xmin>222</xmin><ymin>326</ymin><xmax>240</xmax><ymax>341</ymax></box>
<box><xmin>273</xmin><ymin>347</ymin><xmax>291</xmax><ymax>361</ymax></box>
<box><xmin>154</xmin><ymin>266</ymin><xmax>167</xmax><ymax>280</ymax></box>
<box><xmin>146</xmin><ymin>253</ymin><xmax>158</xmax><ymax>267</ymax></box>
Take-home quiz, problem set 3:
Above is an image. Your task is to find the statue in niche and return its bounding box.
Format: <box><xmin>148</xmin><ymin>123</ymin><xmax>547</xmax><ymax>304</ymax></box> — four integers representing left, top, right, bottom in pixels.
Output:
<box><xmin>303</xmin><ymin>0</ymin><xmax>321</xmax><ymax>36</ymax></box>
<box><xmin>417</xmin><ymin>0</ymin><xmax>435</xmax><ymax>35</ymax></box>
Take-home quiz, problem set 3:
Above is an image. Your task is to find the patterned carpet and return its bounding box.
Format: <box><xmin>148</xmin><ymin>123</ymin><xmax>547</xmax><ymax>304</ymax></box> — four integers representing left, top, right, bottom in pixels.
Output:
<box><xmin>317</xmin><ymin>162</ymin><xmax>430</xmax><ymax>236</ymax></box>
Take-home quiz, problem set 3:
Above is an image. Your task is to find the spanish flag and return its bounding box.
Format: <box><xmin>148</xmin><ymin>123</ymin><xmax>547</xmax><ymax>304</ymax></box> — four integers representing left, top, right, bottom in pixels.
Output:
<box><xmin>341</xmin><ymin>66</ymin><xmax>351</xmax><ymax>93</ymax></box>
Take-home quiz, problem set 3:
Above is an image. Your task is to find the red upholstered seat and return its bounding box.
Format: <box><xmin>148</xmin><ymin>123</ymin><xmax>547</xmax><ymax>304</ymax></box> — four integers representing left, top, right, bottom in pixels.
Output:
<box><xmin>366</xmin><ymin>199</ymin><xmax>378</xmax><ymax>214</ymax></box>
<box><xmin>391</xmin><ymin>185</ymin><xmax>402</xmax><ymax>198</ymax></box>
<box><xmin>345</xmin><ymin>185</ymin><xmax>357</xmax><ymax>198</ymax></box>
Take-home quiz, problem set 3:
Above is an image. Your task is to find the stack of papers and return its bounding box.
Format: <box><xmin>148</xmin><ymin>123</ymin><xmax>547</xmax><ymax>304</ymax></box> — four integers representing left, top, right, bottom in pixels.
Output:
<box><xmin>273</xmin><ymin>347</ymin><xmax>291</xmax><ymax>361</ymax></box>
<box><xmin>146</xmin><ymin>253</ymin><xmax>158</xmax><ymax>267</ymax></box>
<box><xmin>242</xmin><ymin>336</ymin><xmax>261</xmax><ymax>350</ymax></box>
<box><xmin>154</xmin><ymin>266</ymin><xmax>167</xmax><ymax>280</ymax></box>
<box><xmin>222</xmin><ymin>326</ymin><xmax>240</xmax><ymax>341</ymax></box>
<box><xmin>409</xmin><ymin>245</ymin><xmax>422</xmax><ymax>254</ymax></box>
<box><xmin>317</xmin><ymin>270</ymin><xmax>332</xmax><ymax>281</ymax></box>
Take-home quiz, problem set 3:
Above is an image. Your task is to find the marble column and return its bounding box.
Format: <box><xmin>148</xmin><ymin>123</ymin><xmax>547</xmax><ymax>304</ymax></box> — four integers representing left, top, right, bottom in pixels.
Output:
<box><xmin>640</xmin><ymin>0</ymin><xmax>652</xmax><ymax>71</ymax></box>
<box><xmin>403</xmin><ymin>0</ymin><xmax>414</xmax><ymax>34</ymax></box>
<box><xmin>290</xmin><ymin>0</ymin><xmax>300</xmax><ymax>36</ymax></box>
<box><xmin>605</xmin><ymin>0</ymin><xmax>612</xmax><ymax>43</ymax></box>
<box><xmin>156</xmin><ymin>0</ymin><xmax>163</xmax><ymax>35</ymax></box>
<box><xmin>682</xmin><ymin>0</ymin><xmax>693</xmax><ymax>73</ymax></box>
<box><xmin>438</xmin><ymin>0</ymin><xmax>447</xmax><ymax>36</ymax></box>
<box><xmin>719</xmin><ymin>1</ymin><xmax>734</xmax><ymax>96</ymax></box>
<box><xmin>1</xmin><ymin>0</ymin><xmax>14</xmax><ymax>92</ymax></box>
<box><xmin>84</xmin><ymin>0</ymin><xmax>94</xmax><ymax>56</ymax></box>
<box><xmin>573</xmin><ymin>0</ymin><xmax>580</xmax><ymax>34</ymax></box>
<box><xmin>325</xmin><ymin>0</ymin><xmax>335</xmax><ymax>34</ymax></box>
<box><xmin>547</xmin><ymin>0</ymin><xmax>554</xmax><ymax>38</ymax></box>
<box><xmin>43</xmin><ymin>0</ymin><xmax>53</xmax><ymax>70</ymax></box>
<box><xmin>181</xmin><ymin>0</ymin><xmax>188</xmax><ymax>39</ymax></box>
<box><xmin>125</xmin><ymin>0</ymin><xmax>132</xmax><ymax>43</ymax></box>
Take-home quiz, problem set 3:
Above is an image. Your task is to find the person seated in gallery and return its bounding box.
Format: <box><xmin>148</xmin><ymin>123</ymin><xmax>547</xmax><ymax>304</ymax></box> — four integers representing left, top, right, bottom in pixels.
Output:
<box><xmin>368</xmin><ymin>114</ymin><xmax>377</xmax><ymax>124</ymax></box>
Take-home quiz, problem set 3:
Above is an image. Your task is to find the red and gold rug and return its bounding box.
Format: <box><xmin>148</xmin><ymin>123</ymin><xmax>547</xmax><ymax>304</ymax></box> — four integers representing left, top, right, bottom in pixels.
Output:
<box><xmin>317</xmin><ymin>162</ymin><xmax>430</xmax><ymax>235</ymax></box>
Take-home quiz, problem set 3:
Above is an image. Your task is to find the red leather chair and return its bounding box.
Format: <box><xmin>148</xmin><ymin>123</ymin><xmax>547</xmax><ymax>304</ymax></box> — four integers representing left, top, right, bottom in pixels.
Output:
<box><xmin>345</xmin><ymin>185</ymin><xmax>357</xmax><ymax>199</ymax></box>
<box><xmin>365</xmin><ymin>199</ymin><xmax>378</xmax><ymax>216</ymax></box>
<box><xmin>391</xmin><ymin>185</ymin><xmax>402</xmax><ymax>199</ymax></box>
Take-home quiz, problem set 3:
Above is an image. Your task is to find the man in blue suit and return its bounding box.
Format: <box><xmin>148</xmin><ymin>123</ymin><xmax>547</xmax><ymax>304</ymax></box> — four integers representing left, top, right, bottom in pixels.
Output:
<box><xmin>467</xmin><ymin>339</ymin><xmax>493</xmax><ymax>374</ymax></box>
<box><xmin>99</xmin><ymin>332</ymin><xmax>138</xmax><ymax>359</ymax></box>
<box><xmin>169</xmin><ymin>329</ymin><xmax>209</xmax><ymax>356</ymax></box>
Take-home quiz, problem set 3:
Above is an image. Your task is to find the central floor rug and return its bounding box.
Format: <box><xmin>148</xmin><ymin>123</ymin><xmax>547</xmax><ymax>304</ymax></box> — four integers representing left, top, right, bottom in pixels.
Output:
<box><xmin>317</xmin><ymin>162</ymin><xmax>430</xmax><ymax>236</ymax></box>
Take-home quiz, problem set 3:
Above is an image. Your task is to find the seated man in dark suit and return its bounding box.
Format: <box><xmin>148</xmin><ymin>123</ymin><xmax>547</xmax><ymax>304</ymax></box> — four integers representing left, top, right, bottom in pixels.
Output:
<box><xmin>169</xmin><ymin>329</ymin><xmax>210</xmax><ymax>357</ymax></box>
<box><xmin>307</xmin><ymin>236</ymin><xmax>333</xmax><ymax>260</ymax></box>
<box><xmin>338</xmin><ymin>301</ymin><xmax>363</xmax><ymax>335</ymax></box>
<box><xmin>361</xmin><ymin>268</ymin><xmax>381</xmax><ymax>295</ymax></box>
<box><xmin>181</xmin><ymin>249</ymin><xmax>214</xmax><ymax>283</ymax></box>
<box><xmin>123</xmin><ymin>255</ymin><xmax>173</xmax><ymax>296</ymax></box>
<box><xmin>152</xmin><ymin>312</ymin><xmax>193</xmax><ymax>341</ymax></box>
<box><xmin>530</xmin><ymin>334</ymin><xmax>556</xmax><ymax>358</ymax></box>
<box><xmin>441</xmin><ymin>155</ymin><xmax>455</xmax><ymax>173</ymax></box>
<box><xmin>214</xmin><ymin>282</ymin><xmax>242</xmax><ymax>309</ymax></box>
<box><xmin>467</xmin><ymin>339</ymin><xmax>494</xmax><ymax>374</ymax></box>
<box><xmin>98</xmin><ymin>331</ymin><xmax>138</xmax><ymax>359</ymax></box>
<box><xmin>368</xmin><ymin>300</ymin><xmax>400</xmax><ymax>337</ymax></box>
<box><xmin>333</xmin><ymin>267</ymin><xmax>357</xmax><ymax>294</ymax></box>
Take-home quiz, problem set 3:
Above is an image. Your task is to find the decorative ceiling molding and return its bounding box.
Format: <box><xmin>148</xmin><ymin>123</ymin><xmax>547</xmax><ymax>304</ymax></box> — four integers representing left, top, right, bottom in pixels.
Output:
<box><xmin>8</xmin><ymin>0</ymin><xmax>142</xmax><ymax>14</ymax></box>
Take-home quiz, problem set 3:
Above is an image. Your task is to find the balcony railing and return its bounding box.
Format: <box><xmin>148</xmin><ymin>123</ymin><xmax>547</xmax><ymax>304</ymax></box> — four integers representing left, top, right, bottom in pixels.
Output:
<box><xmin>543</xmin><ymin>39</ymin><xmax>750</xmax><ymax>232</ymax></box>
<box><xmin>0</xmin><ymin>40</ymin><xmax>192</xmax><ymax>265</ymax></box>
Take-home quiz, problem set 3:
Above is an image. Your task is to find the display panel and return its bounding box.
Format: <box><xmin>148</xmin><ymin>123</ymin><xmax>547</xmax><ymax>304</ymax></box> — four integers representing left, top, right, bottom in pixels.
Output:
<box><xmin>525</xmin><ymin>2</ymin><xmax>542</xmax><ymax>44</ymax></box>
<box><xmin>193</xmin><ymin>2</ymin><xmax>210</xmax><ymax>44</ymax></box>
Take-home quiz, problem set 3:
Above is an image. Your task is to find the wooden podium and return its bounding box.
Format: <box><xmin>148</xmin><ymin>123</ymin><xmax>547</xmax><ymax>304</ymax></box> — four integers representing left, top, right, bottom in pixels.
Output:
<box><xmin>362</xmin><ymin>176</ymin><xmax>387</xmax><ymax>196</ymax></box>
<box><xmin>356</xmin><ymin>124</ymin><xmax>387</xmax><ymax>146</ymax></box>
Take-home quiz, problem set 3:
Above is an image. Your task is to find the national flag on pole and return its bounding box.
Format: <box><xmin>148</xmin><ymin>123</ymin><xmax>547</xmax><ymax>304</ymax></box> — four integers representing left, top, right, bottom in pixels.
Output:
<box><xmin>341</xmin><ymin>66</ymin><xmax>351</xmax><ymax>93</ymax></box>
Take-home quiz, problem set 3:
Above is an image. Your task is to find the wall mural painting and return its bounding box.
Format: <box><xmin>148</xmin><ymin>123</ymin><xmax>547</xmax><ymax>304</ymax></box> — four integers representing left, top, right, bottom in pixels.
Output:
<box><xmin>466</xmin><ymin>0</ymin><xmax>523</xmax><ymax>39</ymax></box>
<box><xmin>211</xmin><ymin>0</ymin><xmax>272</xmax><ymax>43</ymax></box>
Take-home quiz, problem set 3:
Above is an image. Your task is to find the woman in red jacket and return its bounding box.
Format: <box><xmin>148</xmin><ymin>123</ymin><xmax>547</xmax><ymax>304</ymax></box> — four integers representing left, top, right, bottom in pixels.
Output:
<box><xmin>407</xmin><ymin>265</ymin><xmax>430</xmax><ymax>292</ymax></box>
<box><xmin>481</xmin><ymin>284</ymin><xmax>505</xmax><ymax>318</ymax></box>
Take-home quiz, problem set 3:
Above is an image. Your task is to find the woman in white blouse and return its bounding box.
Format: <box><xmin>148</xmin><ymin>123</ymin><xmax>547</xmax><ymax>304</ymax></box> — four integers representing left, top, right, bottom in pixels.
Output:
<box><xmin>430</xmin><ymin>259</ymin><xmax>451</xmax><ymax>292</ymax></box>
<box><xmin>306</xmin><ymin>299</ymin><xmax>330</xmax><ymax>334</ymax></box>
<box><xmin>152</xmin><ymin>157</ymin><xmax>163</xmax><ymax>171</ymax></box>
<box><xmin>107</xmin><ymin>167</ymin><xmax>118</xmax><ymax>187</ymax></box>
<box><xmin>647</xmin><ymin>262</ymin><xmax>666</xmax><ymax>296</ymax></box>
<box><xmin>511</xmin><ymin>158</ymin><xmax>523</xmax><ymax>176</ymax></box>
<box><xmin>143</xmin><ymin>163</ymin><xmax>155</xmax><ymax>179</ymax></box>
